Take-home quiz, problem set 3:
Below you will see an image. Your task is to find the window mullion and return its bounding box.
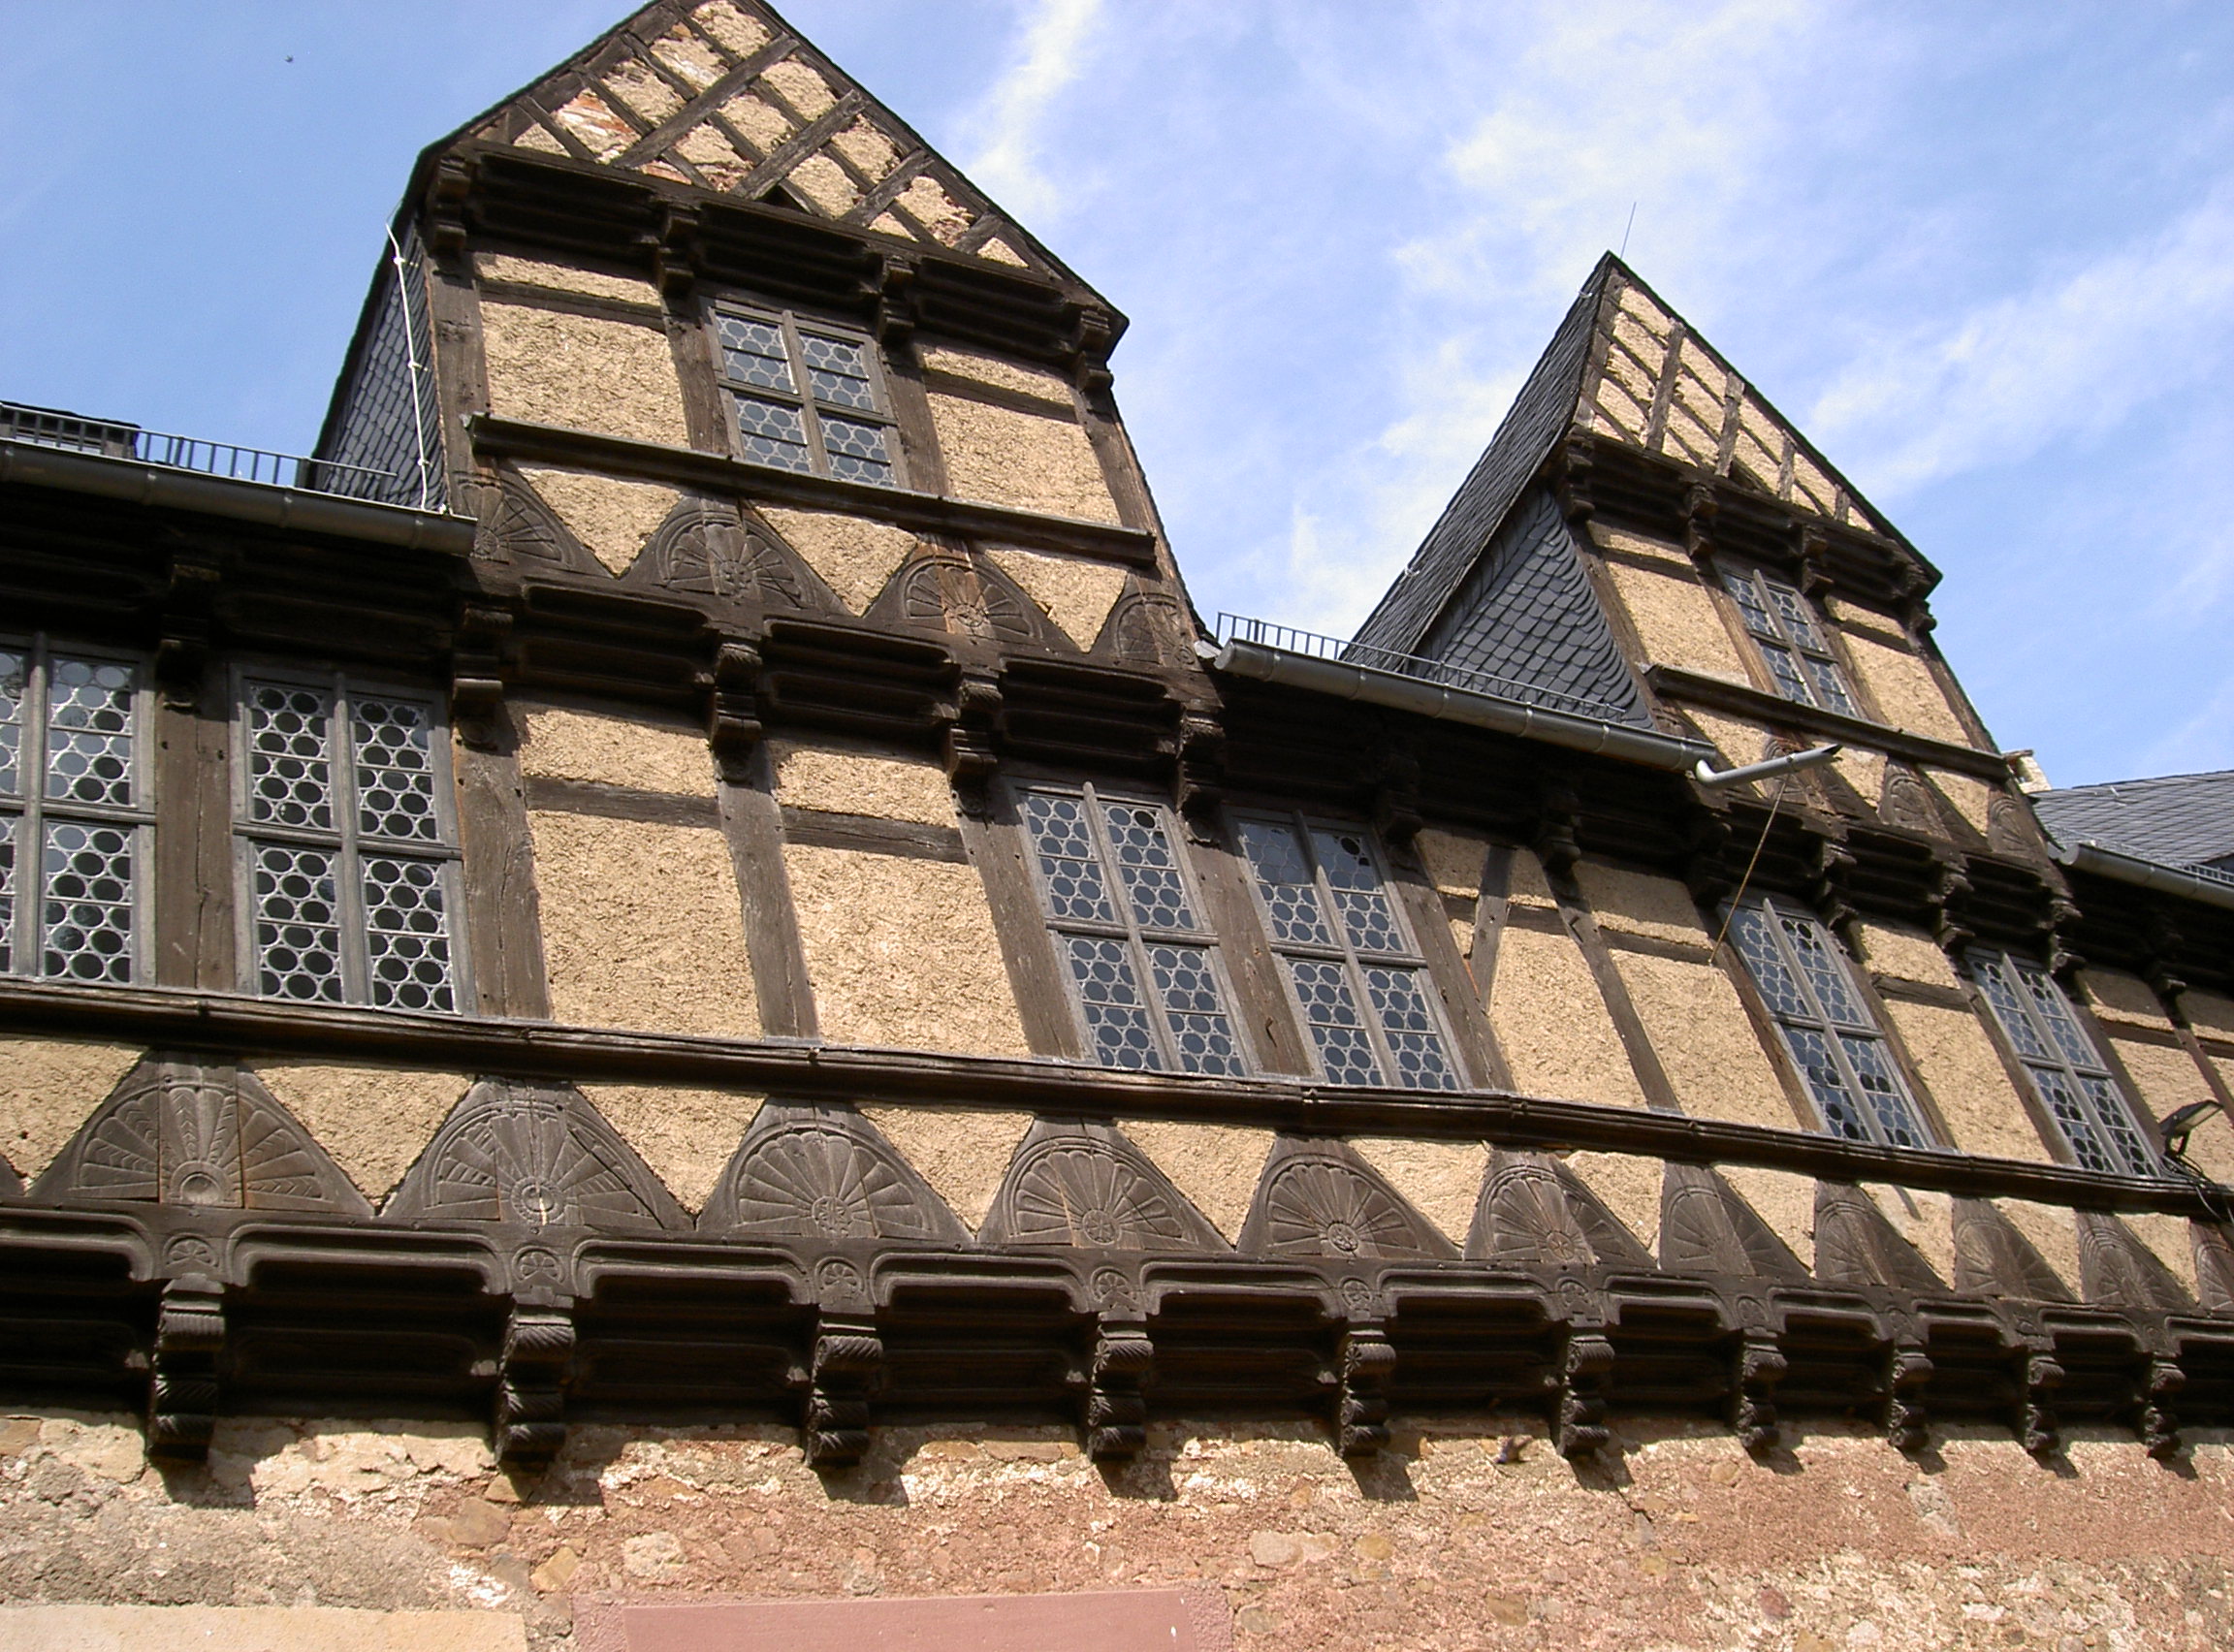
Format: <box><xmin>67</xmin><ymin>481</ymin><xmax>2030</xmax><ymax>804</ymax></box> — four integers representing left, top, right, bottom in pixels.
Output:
<box><xmin>782</xmin><ymin>316</ymin><xmax>833</xmax><ymax>476</ymax></box>
<box><xmin>1085</xmin><ymin>782</ymin><xmax>1184</xmax><ymax>1071</ymax></box>
<box><xmin>332</xmin><ymin>679</ymin><xmax>367</xmax><ymax>1004</ymax></box>
<box><xmin>16</xmin><ymin>642</ymin><xmax>47</xmax><ymax>978</ymax></box>
<box><xmin>1312</xmin><ymin>838</ymin><xmax>1396</xmax><ymax>1084</ymax></box>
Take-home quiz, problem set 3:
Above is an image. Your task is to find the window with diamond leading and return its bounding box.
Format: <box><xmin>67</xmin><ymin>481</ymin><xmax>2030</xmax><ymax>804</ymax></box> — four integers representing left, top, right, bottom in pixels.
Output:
<box><xmin>1725</xmin><ymin>894</ymin><xmax>1929</xmax><ymax>1147</ymax></box>
<box><xmin>713</xmin><ymin>305</ymin><xmax>900</xmax><ymax>487</ymax></box>
<box><xmin>1019</xmin><ymin>784</ymin><xmax>1245</xmax><ymax>1075</ymax></box>
<box><xmin>1717</xmin><ymin>561</ymin><xmax>1860</xmax><ymax>717</ymax></box>
<box><xmin>236</xmin><ymin>673</ymin><xmax>463</xmax><ymax>1012</ymax></box>
<box><xmin>1967</xmin><ymin>947</ymin><xmax>2158</xmax><ymax>1177</ymax></box>
<box><xmin>1235</xmin><ymin>813</ymin><xmax>1460</xmax><ymax>1090</ymax></box>
<box><xmin>0</xmin><ymin>639</ymin><xmax>149</xmax><ymax>984</ymax></box>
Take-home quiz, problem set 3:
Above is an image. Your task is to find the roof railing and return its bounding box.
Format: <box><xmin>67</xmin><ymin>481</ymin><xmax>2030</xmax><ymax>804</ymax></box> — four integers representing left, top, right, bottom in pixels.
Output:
<box><xmin>1215</xmin><ymin>613</ymin><xmax>1639</xmax><ymax>725</ymax></box>
<box><xmin>0</xmin><ymin>401</ymin><xmax>398</xmax><ymax>503</ymax></box>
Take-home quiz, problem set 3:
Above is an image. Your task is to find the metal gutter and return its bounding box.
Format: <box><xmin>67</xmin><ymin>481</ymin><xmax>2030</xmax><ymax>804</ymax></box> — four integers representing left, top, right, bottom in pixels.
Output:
<box><xmin>2056</xmin><ymin>840</ymin><xmax>2234</xmax><ymax>914</ymax></box>
<box><xmin>1210</xmin><ymin>637</ymin><xmax>1715</xmax><ymax>773</ymax></box>
<box><xmin>0</xmin><ymin>438</ymin><xmax>475</xmax><ymax>556</ymax></box>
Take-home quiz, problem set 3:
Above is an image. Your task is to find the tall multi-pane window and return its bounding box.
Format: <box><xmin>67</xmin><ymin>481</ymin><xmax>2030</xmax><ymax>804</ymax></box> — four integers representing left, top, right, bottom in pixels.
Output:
<box><xmin>1018</xmin><ymin>784</ymin><xmax>1244</xmax><ymax>1075</ymax></box>
<box><xmin>1234</xmin><ymin>814</ymin><xmax>1459</xmax><ymax>1090</ymax></box>
<box><xmin>713</xmin><ymin>305</ymin><xmax>900</xmax><ymax>487</ymax></box>
<box><xmin>1967</xmin><ymin>947</ymin><xmax>2158</xmax><ymax>1177</ymax></box>
<box><xmin>1726</xmin><ymin>894</ymin><xmax>1929</xmax><ymax>1147</ymax></box>
<box><xmin>1718</xmin><ymin>561</ymin><xmax>1860</xmax><ymax>716</ymax></box>
<box><xmin>235</xmin><ymin>673</ymin><xmax>463</xmax><ymax>1013</ymax></box>
<box><xmin>0</xmin><ymin>640</ymin><xmax>148</xmax><ymax>983</ymax></box>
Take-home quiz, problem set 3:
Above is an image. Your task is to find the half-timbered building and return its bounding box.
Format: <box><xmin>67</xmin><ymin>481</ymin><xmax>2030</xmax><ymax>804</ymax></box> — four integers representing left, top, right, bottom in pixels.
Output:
<box><xmin>3</xmin><ymin>4</ymin><xmax>2233</xmax><ymax>1648</ymax></box>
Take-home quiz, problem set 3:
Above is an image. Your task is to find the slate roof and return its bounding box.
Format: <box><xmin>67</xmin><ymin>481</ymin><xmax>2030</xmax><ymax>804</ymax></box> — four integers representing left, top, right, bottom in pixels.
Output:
<box><xmin>2031</xmin><ymin>771</ymin><xmax>2234</xmax><ymax>874</ymax></box>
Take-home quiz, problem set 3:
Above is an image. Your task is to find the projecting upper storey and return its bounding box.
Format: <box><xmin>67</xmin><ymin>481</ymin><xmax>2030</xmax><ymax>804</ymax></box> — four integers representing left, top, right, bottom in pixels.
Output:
<box><xmin>1354</xmin><ymin>256</ymin><xmax>2036</xmax><ymax>861</ymax></box>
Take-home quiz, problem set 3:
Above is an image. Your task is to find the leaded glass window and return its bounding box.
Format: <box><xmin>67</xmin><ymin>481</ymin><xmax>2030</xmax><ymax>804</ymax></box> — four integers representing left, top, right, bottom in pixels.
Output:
<box><xmin>1019</xmin><ymin>784</ymin><xmax>1244</xmax><ymax>1075</ymax></box>
<box><xmin>713</xmin><ymin>305</ymin><xmax>900</xmax><ymax>487</ymax></box>
<box><xmin>1235</xmin><ymin>812</ymin><xmax>1461</xmax><ymax>1090</ymax></box>
<box><xmin>1725</xmin><ymin>894</ymin><xmax>1929</xmax><ymax>1147</ymax></box>
<box><xmin>1718</xmin><ymin>561</ymin><xmax>1860</xmax><ymax>716</ymax></box>
<box><xmin>235</xmin><ymin>672</ymin><xmax>463</xmax><ymax>1013</ymax></box>
<box><xmin>0</xmin><ymin>638</ymin><xmax>150</xmax><ymax>983</ymax></box>
<box><xmin>1967</xmin><ymin>947</ymin><xmax>2158</xmax><ymax>1177</ymax></box>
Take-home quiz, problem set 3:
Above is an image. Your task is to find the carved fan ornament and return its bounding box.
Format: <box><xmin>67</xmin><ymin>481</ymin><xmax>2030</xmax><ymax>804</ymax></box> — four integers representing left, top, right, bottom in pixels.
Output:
<box><xmin>477</xmin><ymin>473</ymin><xmax>590</xmax><ymax>572</ymax></box>
<box><xmin>31</xmin><ymin>1057</ymin><xmax>371</xmax><ymax>1216</ymax></box>
<box><xmin>2073</xmin><ymin>1211</ymin><xmax>2192</xmax><ymax>1313</ymax></box>
<box><xmin>645</xmin><ymin>500</ymin><xmax>821</xmax><ymax>612</ymax></box>
<box><xmin>1878</xmin><ymin>764</ymin><xmax>1941</xmax><ymax>836</ymax></box>
<box><xmin>698</xmin><ymin>1102</ymin><xmax>969</xmax><ymax>1244</ymax></box>
<box><xmin>385</xmin><ymin>1080</ymin><xmax>686</xmax><ymax>1230</ymax></box>
<box><xmin>978</xmin><ymin>1120</ymin><xmax>1228</xmax><ymax>1253</ymax></box>
<box><xmin>1657</xmin><ymin>1163</ymin><xmax>1808</xmax><ymax>1282</ymax></box>
<box><xmin>1950</xmin><ymin>1197</ymin><xmax>2073</xmax><ymax>1301</ymax></box>
<box><xmin>1470</xmin><ymin>1150</ymin><xmax>1652</xmax><ymax>1271</ymax></box>
<box><xmin>1239</xmin><ymin>1139</ymin><xmax>1454</xmax><ymax>1262</ymax></box>
<box><xmin>1811</xmin><ymin>1183</ymin><xmax>1944</xmax><ymax>1291</ymax></box>
<box><xmin>900</xmin><ymin>556</ymin><xmax>1037</xmax><ymax>645</ymax></box>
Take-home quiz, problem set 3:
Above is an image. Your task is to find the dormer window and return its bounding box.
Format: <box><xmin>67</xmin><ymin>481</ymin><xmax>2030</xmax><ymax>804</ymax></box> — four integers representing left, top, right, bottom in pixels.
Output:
<box><xmin>1718</xmin><ymin>561</ymin><xmax>1859</xmax><ymax>716</ymax></box>
<box><xmin>713</xmin><ymin>305</ymin><xmax>900</xmax><ymax>488</ymax></box>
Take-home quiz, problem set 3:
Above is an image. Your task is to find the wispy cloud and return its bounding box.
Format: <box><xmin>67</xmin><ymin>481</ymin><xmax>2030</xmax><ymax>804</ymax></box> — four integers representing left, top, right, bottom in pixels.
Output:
<box><xmin>1809</xmin><ymin>185</ymin><xmax>2234</xmax><ymax>496</ymax></box>
<box><xmin>960</xmin><ymin>0</ymin><xmax>1104</xmax><ymax>225</ymax></box>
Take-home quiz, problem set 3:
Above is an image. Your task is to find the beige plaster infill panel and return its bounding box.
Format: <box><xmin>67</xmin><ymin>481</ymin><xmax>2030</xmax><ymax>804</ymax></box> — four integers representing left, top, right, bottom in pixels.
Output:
<box><xmin>770</xmin><ymin>738</ymin><xmax>956</xmax><ymax>826</ymax></box>
<box><xmin>527</xmin><ymin>811</ymin><xmax>758</xmax><ymax>1038</ymax></box>
<box><xmin>984</xmin><ymin>547</ymin><xmax>1131</xmax><ymax>650</ymax></box>
<box><xmin>1929</xmin><ymin>770</ymin><xmax>1999</xmax><ymax>841</ymax></box>
<box><xmin>1416</xmin><ymin>829</ymin><xmax>1490</xmax><ymax>902</ymax></box>
<box><xmin>1686</xmin><ymin>707</ymin><xmax>1772</xmax><ymax>773</ymax></box>
<box><xmin>1608</xmin><ymin>947</ymin><xmax>1794</xmax><ymax>1130</ymax></box>
<box><xmin>2122</xmin><ymin>1211</ymin><xmax>2201</xmax><ymax>1299</ymax></box>
<box><xmin>1563</xmin><ymin>1151</ymin><xmax>1666</xmax><ymax>1254</ymax></box>
<box><xmin>516</xmin><ymin>466</ymin><xmax>680</xmax><ymax>576</ymax></box>
<box><xmin>2196</xmin><ymin>1055</ymin><xmax>2234</xmax><ymax>1186</ymax></box>
<box><xmin>1719</xmin><ymin>1164</ymin><xmax>1816</xmax><ymax>1263</ymax></box>
<box><xmin>2079</xmin><ymin>969</ymin><xmax>2175</xmax><ymax>1032</ymax></box>
<box><xmin>1599</xmin><ymin>558</ymin><xmax>1751</xmax><ymax>684</ymax></box>
<box><xmin>756</xmin><ymin>507</ymin><xmax>918</xmax><ymax>614</ymax></box>
<box><xmin>1838</xmin><ymin>630</ymin><xmax>1972</xmax><ymax>747</ymax></box>
<box><xmin>1506</xmin><ymin>846</ymin><xmax>1557</xmax><ymax>910</ymax></box>
<box><xmin>1573</xmin><ymin>863</ymin><xmax>1705</xmax><ymax>947</ymax></box>
<box><xmin>783</xmin><ymin>844</ymin><xmax>1031</xmax><ymax>1057</ymax></box>
<box><xmin>516</xmin><ymin>704</ymin><xmax>715</xmax><ymax>797</ymax></box>
<box><xmin>479</xmin><ymin>302</ymin><xmax>689</xmax><ymax>449</ymax></box>
<box><xmin>926</xmin><ymin>393</ymin><xmax>1121</xmax><ymax>524</ymax></box>
<box><xmin>2107</xmin><ymin>1032</ymin><xmax>2217</xmax><ymax>1147</ymax></box>
<box><xmin>1831</xmin><ymin>745</ymin><xmax>1889</xmax><ymax>809</ymax></box>
<box><xmin>2184</xmin><ymin>990</ymin><xmax>2234</xmax><ymax>1041</ymax></box>
<box><xmin>919</xmin><ymin>345</ymin><xmax>1077</xmax><ymax>402</ymax></box>
<box><xmin>1351</xmin><ymin>1138</ymin><xmax>1491</xmax><ymax>1247</ymax></box>
<box><xmin>1877</xmin><ymin>999</ymin><xmax>2048</xmax><ymax>1163</ymax></box>
<box><xmin>858</xmin><ymin>1107</ymin><xmax>1034</xmax><ymax>1231</ymax></box>
<box><xmin>251</xmin><ymin>1065</ymin><xmax>470</xmax><ymax>1203</ymax></box>
<box><xmin>0</xmin><ymin>1038</ymin><xmax>143</xmax><ymax>1180</ymax></box>
<box><xmin>0</xmin><ymin>1605</ymin><xmax>527</xmax><ymax>1652</ymax></box>
<box><xmin>1851</xmin><ymin>922</ymin><xmax>1959</xmax><ymax>991</ymax></box>
<box><xmin>1997</xmin><ymin>1197</ymin><xmax>2082</xmax><ymax>1294</ymax></box>
<box><xmin>580</xmin><ymin>1085</ymin><xmax>764</xmax><ymax>1213</ymax></box>
<box><xmin>472</xmin><ymin>252</ymin><xmax>658</xmax><ymax>306</ymax></box>
<box><xmin>1123</xmin><ymin>1120</ymin><xmax>1275</xmax><ymax>1242</ymax></box>
<box><xmin>1487</xmin><ymin>922</ymin><xmax>1647</xmax><ymax>1111</ymax></box>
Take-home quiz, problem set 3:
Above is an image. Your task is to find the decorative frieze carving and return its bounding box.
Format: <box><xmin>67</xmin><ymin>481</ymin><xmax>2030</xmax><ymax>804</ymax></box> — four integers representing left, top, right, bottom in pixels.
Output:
<box><xmin>979</xmin><ymin>1120</ymin><xmax>1228</xmax><ymax>1253</ymax></box>
<box><xmin>1471</xmin><ymin>1149</ymin><xmax>1654</xmax><ymax>1272</ymax></box>
<box><xmin>1658</xmin><ymin>1163</ymin><xmax>1808</xmax><ymax>1282</ymax></box>
<box><xmin>385</xmin><ymin>1080</ymin><xmax>687</xmax><ymax>1230</ymax></box>
<box><xmin>699</xmin><ymin>1101</ymin><xmax>970</xmax><ymax>1245</ymax></box>
<box><xmin>1951</xmin><ymin>1198</ymin><xmax>2073</xmax><ymax>1301</ymax></box>
<box><xmin>1239</xmin><ymin>1137</ymin><xmax>1453</xmax><ymax>1263</ymax></box>
<box><xmin>1813</xmin><ymin>1182</ymin><xmax>1944</xmax><ymax>1291</ymax></box>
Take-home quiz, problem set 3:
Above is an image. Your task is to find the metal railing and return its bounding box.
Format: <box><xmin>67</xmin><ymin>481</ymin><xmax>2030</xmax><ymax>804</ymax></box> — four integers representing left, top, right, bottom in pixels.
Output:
<box><xmin>1</xmin><ymin>401</ymin><xmax>398</xmax><ymax>503</ymax></box>
<box><xmin>1215</xmin><ymin>613</ymin><xmax>1640</xmax><ymax>725</ymax></box>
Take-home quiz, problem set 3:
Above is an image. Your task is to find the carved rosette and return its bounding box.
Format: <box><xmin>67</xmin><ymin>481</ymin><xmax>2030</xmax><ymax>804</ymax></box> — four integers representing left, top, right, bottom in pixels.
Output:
<box><xmin>1470</xmin><ymin>1150</ymin><xmax>1653</xmax><ymax>1273</ymax></box>
<box><xmin>386</xmin><ymin>1081</ymin><xmax>686</xmax><ymax>1231</ymax></box>
<box><xmin>1657</xmin><ymin>1164</ymin><xmax>1807</xmax><ymax>1283</ymax></box>
<box><xmin>979</xmin><ymin>1121</ymin><xmax>1227</xmax><ymax>1253</ymax></box>
<box><xmin>32</xmin><ymin>1057</ymin><xmax>370</xmax><ymax>1217</ymax></box>
<box><xmin>699</xmin><ymin>1102</ymin><xmax>970</xmax><ymax>1246</ymax></box>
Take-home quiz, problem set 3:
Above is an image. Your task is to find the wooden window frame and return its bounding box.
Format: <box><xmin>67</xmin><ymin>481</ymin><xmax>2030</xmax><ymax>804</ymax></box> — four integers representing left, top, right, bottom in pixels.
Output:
<box><xmin>0</xmin><ymin>634</ymin><xmax>154</xmax><ymax>984</ymax></box>
<box><xmin>1964</xmin><ymin>945</ymin><xmax>2161</xmax><ymax>1178</ymax></box>
<box><xmin>707</xmin><ymin>299</ymin><xmax>907</xmax><ymax>489</ymax></box>
<box><xmin>1715</xmin><ymin>558</ymin><xmax>1862</xmax><ymax>717</ymax></box>
<box><xmin>1013</xmin><ymin>778</ymin><xmax>1251</xmax><ymax>1076</ymax></box>
<box><xmin>1723</xmin><ymin>892</ymin><xmax>1933</xmax><ymax>1148</ymax></box>
<box><xmin>230</xmin><ymin>663</ymin><xmax>470</xmax><ymax>1014</ymax></box>
<box><xmin>1231</xmin><ymin>809</ymin><xmax>1464</xmax><ymax>1090</ymax></box>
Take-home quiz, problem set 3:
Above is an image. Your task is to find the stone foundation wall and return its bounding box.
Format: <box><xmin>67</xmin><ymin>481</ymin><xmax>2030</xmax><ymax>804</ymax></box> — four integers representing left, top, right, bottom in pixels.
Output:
<box><xmin>5</xmin><ymin>1409</ymin><xmax>2228</xmax><ymax>1652</ymax></box>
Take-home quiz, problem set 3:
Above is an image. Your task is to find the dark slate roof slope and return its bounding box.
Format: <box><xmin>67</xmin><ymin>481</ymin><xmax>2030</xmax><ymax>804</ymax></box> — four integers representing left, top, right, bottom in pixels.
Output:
<box><xmin>2032</xmin><ymin>771</ymin><xmax>2234</xmax><ymax>874</ymax></box>
<box><xmin>1350</xmin><ymin>260</ymin><xmax>1610</xmax><ymax>660</ymax></box>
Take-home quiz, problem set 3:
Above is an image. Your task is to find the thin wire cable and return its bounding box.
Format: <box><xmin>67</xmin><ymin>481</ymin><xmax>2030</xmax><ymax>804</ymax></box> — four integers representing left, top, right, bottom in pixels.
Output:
<box><xmin>1710</xmin><ymin>776</ymin><xmax>1790</xmax><ymax>954</ymax></box>
<box><xmin>385</xmin><ymin>226</ymin><xmax>435</xmax><ymax>512</ymax></box>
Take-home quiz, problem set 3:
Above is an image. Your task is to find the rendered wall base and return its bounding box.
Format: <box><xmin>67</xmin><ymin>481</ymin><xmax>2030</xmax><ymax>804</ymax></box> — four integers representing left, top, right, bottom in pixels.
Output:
<box><xmin>2</xmin><ymin>1411</ymin><xmax>2230</xmax><ymax>1651</ymax></box>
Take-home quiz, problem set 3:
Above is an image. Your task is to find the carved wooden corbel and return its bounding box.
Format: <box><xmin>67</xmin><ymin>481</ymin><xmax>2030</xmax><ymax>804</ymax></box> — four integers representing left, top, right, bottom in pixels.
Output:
<box><xmin>939</xmin><ymin>670</ymin><xmax>1005</xmax><ymax>819</ymax></box>
<box><xmin>1369</xmin><ymin>740</ymin><xmax>1423</xmax><ymax>855</ymax></box>
<box><xmin>1732</xmin><ymin>1332</ymin><xmax>1788</xmax><ymax>1453</ymax></box>
<box><xmin>495</xmin><ymin>1305</ymin><xmax>574</xmax><ymax>1467</ymax></box>
<box><xmin>876</xmin><ymin>253</ymin><xmax>920</xmax><ymax>350</ymax></box>
<box><xmin>1884</xmin><ymin>1341</ymin><xmax>1932</xmax><ymax>1452</ymax></box>
<box><xmin>655</xmin><ymin>201</ymin><xmax>703</xmax><ymax>302</ymax></box>
<box><xmin>1174</xmin><ymin>712</ymin><xmax>1227</xmax><ymax>846</ymax></box>
<box><xmin>424</xmin><ymin>154</ymin><xmax>475</xmax><ymax>260</ymax></box>
<box><xmin>1793</xmin><ymin>524</ymin><xmax>1832</xmax><ymax>598</ymax></box>
<box><xmin>1535</xmin><ymin>781</ymin><xmax>1581</xmax><ymax>877</ymax></box>
<box><xmin>2019</xmin><ymin>1344</ymin><xmax>2064</xmax><ymax>1457</ymax></box>
<box><xmin>704</xmin><ymin>637</ymin><xmax>764</xmax><ymax>782</ymax></box>
<box><xmin>1333</xmin><ymin>1323</ymin><xmax>1397</xmax><ymax>1459</ymax></box>
<box><xmin>804</xmin><ymin>1316</ymin><xmax>883</xmax><ymax>1468</ymax></box>
<box><xmin>1682</xmin><ymin>481</ymin><xmax>1720</xmax><ymax>566</ymax></box>
<box><xmin>1555</xmin><ymin>1329</ymin><xmax>1615</xmax><ymax>1459</ymax></box>
<box><xmin>1549</xmin><ymin>434</ymin><xmax>1596</xmax><ymax>526</ymax></box>
<box><xmin>1802</xmin><ymin>827</ymin><xmax>1858</xmax><ymax>935</ymax></box>
<box><xmin>1082</xmin><ymin>1318</ymin><xmax>1153</xmax><ymax>1461</ymax></box>
<box><xmin>145</xmin><ymin>1276</ymin><xmax>225</xmax><ymax>1463</ymax></box>
<box><xmin>155</xmin><ymin>536</ymin><xmax>231</xmax><ymax>709</ymax></box>
<box><xmin>1926</xmin><ymin>856</ymin><xmax>1976</xmax><ymax>954</ymax></box>
<box><xmin>1068</xmin><ymin>303</ymin><xmax>1115</xmax><ymax>395</ymax></box>
<box><xmin>450</xmin><ymin>601</ymin><xmax>515</xmax><ymax>753</ymax></box>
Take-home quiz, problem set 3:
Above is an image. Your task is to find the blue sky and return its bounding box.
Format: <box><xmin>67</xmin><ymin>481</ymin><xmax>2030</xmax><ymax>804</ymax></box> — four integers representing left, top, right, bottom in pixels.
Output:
<box><xmin>5</xmin><ymin>2</ymin><xmax>2230</xmax><ymax>787</ymax></box>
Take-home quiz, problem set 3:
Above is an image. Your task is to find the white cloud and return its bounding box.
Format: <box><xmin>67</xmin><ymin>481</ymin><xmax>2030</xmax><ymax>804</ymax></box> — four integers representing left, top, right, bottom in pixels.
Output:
<box><xmin>1810</xmin><ymin>185</ymin><xmax>2234</xmax><ymax>496</ymax></box>
<box><xmin>959</xmin><ymin>0</ymin><xmax>1104</xmax><ymax>224</ymax></box>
